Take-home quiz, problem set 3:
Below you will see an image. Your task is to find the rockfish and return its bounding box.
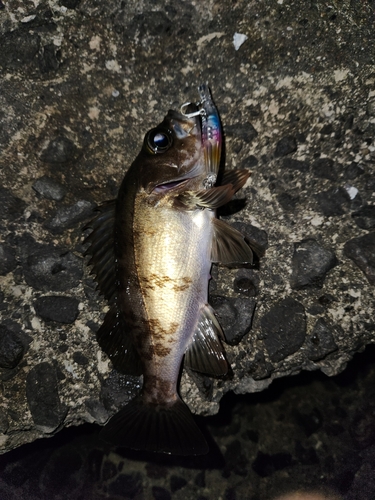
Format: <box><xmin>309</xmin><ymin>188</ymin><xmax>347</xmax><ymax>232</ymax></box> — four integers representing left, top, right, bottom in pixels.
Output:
<box><xmin>85</xmin><ymin>85</ymin><xmax>255</xmax><ymax>455</ymax></box>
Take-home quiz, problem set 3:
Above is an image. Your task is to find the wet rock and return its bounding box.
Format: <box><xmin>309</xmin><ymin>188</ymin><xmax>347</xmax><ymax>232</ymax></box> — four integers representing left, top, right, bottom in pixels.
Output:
<box><xmin>352</xmin><ymin>205</ymin><xmax>375</xmax><ymax>230</ymax></box>
<box><xmin>233</xmin><ymin>269</ymin><xmax>259</xmax><ymax>297</ymax></box>
<box><xmin>26</xmin><ymin>362</ymin><xmax>67</xmax><ymax>432</ymax></box>
<box><xmin>290</xmin><ymin>238</ymin><xmax>338</xmax><ymax>289</ymax></box>
<box><xmin>40</xmin><ymin>135</ymin><xmax>78</xmax><ymax>164</ymax></box>
<box><xmin>32</xmin><ymin>176</ymin><xmax>66</xmax><ymax>201</ymax></box>
<box><xmin>315</xmin><ymin>187</ymin><xmax>350</xmax><ymax>216</ymax></box>
<box><xmin>44</xmin><ymin>200</ymin><xmax>95</xmax><ymax>234</ymax></box>
<box><xmin>305</xmin><ymin>318</ymin><xmax>338</xmax><ymax>361</ymax></box>
<box><xmin>345</xmin><ymin>162</ymin><xmax>364</xmax><ymax>180</ymax></box>
<box><xmin>20</xmin><ymin>238</ymin><xmax>83</xmax><ymax>292</ymax></box>
<box><xmin>0</xmin><ymin>324</ymin><xmax>24</xmax><ymax>369</ymax></box>
<box><xmin>282</xmin><ymin>158</ymin><xmax>309</xmax><ymax>172</ymax></box>
<box><xmin>0</xmin><ymin>244</ymin><xmax>17</xmax><ymax>275</ymax></box>
<box><xmin>274</xmin><ymin>136</ymin><xmax>297</xmax><ymax>157</ymax></box>
<box><xmin>344</xmin><ymin>232</ymin><xmax>375</xmax><ymax>285</ymax></box>
<box><xmin>252</xmin><ymin>451</ymin><xmax>294</xmax><ymax>477</ymax></box>
<box><xmin>209</xmin><ymin>295</ymin><xmax>256</xmax><ymax>346</ymax></box>
<box><xmin>0</xmin><ymin>187</ymin><xmax>26</xmax><ymax>222</ymax></box>
<box><xmin>243</xmin><ymin>351</ymin><xmax>273</xmax><ymax>380</ymax></box>
<box><xmin>34</xmin><ymin>296</ymin><xmax>80</xmax><ymax>324</ymax></box>
<box><xmin>261</xmin><ymin>298</ymin><xmax>306</xmax><ymax>362</ymax></box>
<box><xmin>312</xmin><ymin>158</ymin><xmax>336</xmax><ymax>180</ymax></box>
<box><xmin>223</xmin><ymin>439</ymin><xmax>249</xmax><ymax>477</ymax></box>
<box><xmin>0</xmin><ymin>29</ymin><xmax>40</xmax><ymax>69</ymax></box>
<box><xmin>100</xmin><ymin>371</ymin><xmax>141</xmax><ymax>412</ymax></box>
<box><xmin>225</xmin><ymin>122</ymin><xmax>258</xmax><ymax>143</ymax></box>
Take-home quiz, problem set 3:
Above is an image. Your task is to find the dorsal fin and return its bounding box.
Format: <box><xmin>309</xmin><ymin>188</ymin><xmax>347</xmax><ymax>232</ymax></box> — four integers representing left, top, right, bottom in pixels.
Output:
<box><xmin>84</xmin><ymin>200</ymin><xmax>117</xmax><ymax>304</ymax></box>
<box><xmin>184</xmin><ymin>304</ymin><xmax>229</xmax><ymax>376</ymax></box>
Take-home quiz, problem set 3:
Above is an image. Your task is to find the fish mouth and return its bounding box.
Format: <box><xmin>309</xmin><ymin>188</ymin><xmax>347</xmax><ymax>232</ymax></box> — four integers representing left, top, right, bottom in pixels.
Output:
<box><xmin>152</xmin><ymin>178</ymin><xmax>190</xmax><ymax>194</ymax></box>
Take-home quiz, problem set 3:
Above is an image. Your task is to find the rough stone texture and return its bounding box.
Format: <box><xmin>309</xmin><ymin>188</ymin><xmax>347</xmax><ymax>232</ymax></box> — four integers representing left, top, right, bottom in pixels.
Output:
<box><xmin>0</xmin><ymin>0</ymin><xmax>374</xmax><ymax>457</ymax></box>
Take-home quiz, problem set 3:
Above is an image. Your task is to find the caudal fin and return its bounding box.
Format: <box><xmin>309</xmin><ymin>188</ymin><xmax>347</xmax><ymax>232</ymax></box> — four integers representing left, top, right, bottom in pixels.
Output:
<box><xmin>100</xmin><ymin>395</ymin><xmax>208</xmax><ymax>456</ymax></box>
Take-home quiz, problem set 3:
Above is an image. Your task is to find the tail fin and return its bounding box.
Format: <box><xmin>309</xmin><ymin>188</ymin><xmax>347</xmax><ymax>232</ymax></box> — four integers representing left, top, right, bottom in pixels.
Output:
<box><xmin>100</xmin><ymin>395</ymin><xmax>208</xmax><ymax>456</ymax></box>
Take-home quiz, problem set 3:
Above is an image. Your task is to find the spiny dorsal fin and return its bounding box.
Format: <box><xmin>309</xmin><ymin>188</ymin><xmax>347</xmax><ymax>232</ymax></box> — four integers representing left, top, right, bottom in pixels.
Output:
<box><xmin>84</xmin><ymin>200</ymin><xmax>117</xmax><ymax>304</ymax></box>
<box><xmin>184</xmin><ymin>304</ymin><xmax>229</xmax><ymax>376</ymax></box>
<box><xmin>211</xmin><ymin>218</ymin><xmax>254</xmax><ymax>264</ymax></box>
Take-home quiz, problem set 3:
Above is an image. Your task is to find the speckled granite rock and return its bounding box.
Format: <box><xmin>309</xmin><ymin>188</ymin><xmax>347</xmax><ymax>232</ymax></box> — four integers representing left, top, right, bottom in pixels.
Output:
<box><xmin>0</xmin><ymin>0</ymin><xmax>374</xmax><ymax>455</ymax></box>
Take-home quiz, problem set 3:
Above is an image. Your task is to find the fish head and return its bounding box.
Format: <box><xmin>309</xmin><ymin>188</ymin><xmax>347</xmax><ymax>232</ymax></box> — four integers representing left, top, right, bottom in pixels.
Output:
<box><xmin>135</xmin><ymin>106</ymin><xmax>204</xmax><ymax>195</ymax></box>
<box><xmin>131</xmin><ymin>85</ymin><xmax>222</xmax><ymax>197</ymax></box>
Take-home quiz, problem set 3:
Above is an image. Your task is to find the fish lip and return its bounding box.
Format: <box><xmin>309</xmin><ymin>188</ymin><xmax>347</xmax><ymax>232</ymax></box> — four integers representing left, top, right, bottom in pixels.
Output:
<box><xmin>151</xmin><ymin>177</ymin><xmax>192</xmax><ymax>194</ymax></box>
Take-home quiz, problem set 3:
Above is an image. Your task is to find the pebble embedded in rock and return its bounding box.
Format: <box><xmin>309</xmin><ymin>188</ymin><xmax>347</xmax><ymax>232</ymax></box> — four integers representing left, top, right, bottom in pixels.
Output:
<box><xmin>225</xmin><ymin>122</ymin><xmax>258</xmax><ymax>143</ymax></box>
<box><xmin>152</xmin><ymin>486</ymin><xmax>172</xmax><ymax>500</ymax></box>
<box><xmin>40</xmin><ymin>135</ymin><xmax>77</xmax><ymax>164</ymax></box>
<box><xmin>73</xmin><ymin>351</ymin><xmax>89</xmax><ymax>365</ymax></box>
<box><xmin>315</xmin><ymin>187</ymin><xmax>350</xmax><ymax>216</ymax></box>
<box><xmin>0</xmin><ymin>324</ymin><xmax>24</xmax><ymax>369</ymax></box>
<box><xmin>20</xmin><ymin>238</ymin><xmax>83</xmax><ymax>292</ymax></box>
<box><xmin>241</xmin><ymin>155</ymin><xmax>258</xmax><ymax>168</ymax></box>
<box><xmin>38</xmin><ymin>44</ymin><xmax>61</xmax><ymax>73</ymax></box>
<box><xmin>276</xmin><ymin>191</ymin><xmax>299</xmax><ymax>211</ymax></box>
<box><xmin>233</xmin><ymin>269</ymin><xmax>259</xmax><ymax>297</ymax></box>
<box><xmin>170</xmin><ymin>475</ymin><xmax>187</xmax><ymax>493</ymax></box>
<box><xmin>305</xmin><ymin>318</ymin><xmax>338</xmax><ymax>361</ymax></box>
<box><xmin>351</xmin><ymin>205</ymin><xmax>375</xmax><ymax>230</ymax></box>
<box><xmin>261</xmin><ymin>298</ymin><xmax>306</xmax><ymax>362</ymax></box>
<box><xmin>209</xmin><ymin>295</ymin><xmax>256</xmax><ymax>345</ymax></box>
<box><xmin>274</xmin><ymin>136</ymin><xmax>297</xmax><ymax>157</ymax></box>
<box><xmin>0</xmin><ymin>29</ymin><xmax>40</xmax><ymax>69</ymax></box>
<box><xmin>311</xmin><ymin>158</ymin><xmax>336</xmax><ymax>181</ymax></box>
<box><xmin>290</xmin><ymin>238</ymin><xmax>338</xmax><ymax>289</ymax></box>
<box><xmin>320</xmin><ymin>123</ymin><xmax>334</xmax><ymax>135</ymax></box>
<box><xmin>32</xmin><ymin>176</ymin><xmax>66</xmax><ymax>201</ymax></box>
<box><xmin>26</xmin><ymin>362</ymin><xmax>67</xmax><ymax>431</ymax></box>
<box><xmin>282</xmin><ymin>158</ymin><xmax>309</xmax><ymax>172</ymax></box>
<box><xmin>34</xmin><ymin>296</ymin><xmax>80</xmax><ymax>324</ymax></box>
<box><xmin>345</xmin><ymin>162</ymin><xmax>364</xmax><ymax>180</ymax></box>
<box><xmin>44</xmin><ymin>200</ymin><xmax>95</xmax><ymax>234</ymax></box>
<box><xmin>0</xmin><ymin>187</ymin><xmax>26</xmax><ymax>222</ymax></box>
<box><xmin>344</xmin><ymin>232</ymin><xmax>375</xmax><ymax>285</ymax></box>
<box><xmin>0</xmin><ymin>244</ymin><xmax>17</xmax><ymax>275</ymax></box>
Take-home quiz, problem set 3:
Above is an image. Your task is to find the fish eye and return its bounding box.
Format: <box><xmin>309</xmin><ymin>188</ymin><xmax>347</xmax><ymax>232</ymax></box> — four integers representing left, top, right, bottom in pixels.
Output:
<box><xmin>146</xmin><ymin>128</ymin><xmax>172</xmax><ymax>154</ymax></box>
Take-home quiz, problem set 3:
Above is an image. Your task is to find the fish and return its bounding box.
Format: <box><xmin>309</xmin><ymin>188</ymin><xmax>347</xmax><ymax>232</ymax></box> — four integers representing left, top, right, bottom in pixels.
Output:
<box><xmin>84</xmin><ymin>84</ymin><xmax>256</xmax><ymax>455</ymax></box>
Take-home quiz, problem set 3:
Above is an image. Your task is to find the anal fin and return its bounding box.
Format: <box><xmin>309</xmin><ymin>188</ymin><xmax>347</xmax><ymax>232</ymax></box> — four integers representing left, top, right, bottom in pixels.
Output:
<box><xmin>184</xmin><ymin>304</ymin><xmax>229</xmax><ymax>376</ymax></box>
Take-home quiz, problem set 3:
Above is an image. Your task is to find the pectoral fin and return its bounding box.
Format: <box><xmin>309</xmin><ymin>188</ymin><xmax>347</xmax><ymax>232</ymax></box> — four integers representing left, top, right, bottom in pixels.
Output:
<box><xmin>184</xmin><ymin>304</ymin><xmax>229</xmax><ymax>376</ymax></box>
<box><xmin>211</xmin><ymin>218</ymin><xmax>254</xmax><ymax>264</ymax></box>
<box><xmin>220</xmin><ymin>169</ymin><xmax>250</xmax><ymax>191</ymax></box>
<box><xmin>174</xmin><ymin>184</ymin><xmax>236</xmax><ymax>210</ymax></box>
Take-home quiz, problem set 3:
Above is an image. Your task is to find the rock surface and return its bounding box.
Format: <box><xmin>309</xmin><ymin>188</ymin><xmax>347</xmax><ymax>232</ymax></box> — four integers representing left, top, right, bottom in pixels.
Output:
<box><xmin>0</xmin><ymin>0</ymin><xmax>374</xmax><ymax>455</ymax></box>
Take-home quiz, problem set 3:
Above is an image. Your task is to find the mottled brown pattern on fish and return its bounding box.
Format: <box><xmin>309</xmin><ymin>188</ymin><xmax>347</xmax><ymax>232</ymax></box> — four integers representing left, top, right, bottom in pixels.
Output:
<box><xmin>139</xmin><ymin>274</ymin><xmax>192</xmax><ymax>293</ymax></box>
<box><xmin>148</xmin><ymin>318</ymin><xmax>179</xmax><ymax>338</ymax></box>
